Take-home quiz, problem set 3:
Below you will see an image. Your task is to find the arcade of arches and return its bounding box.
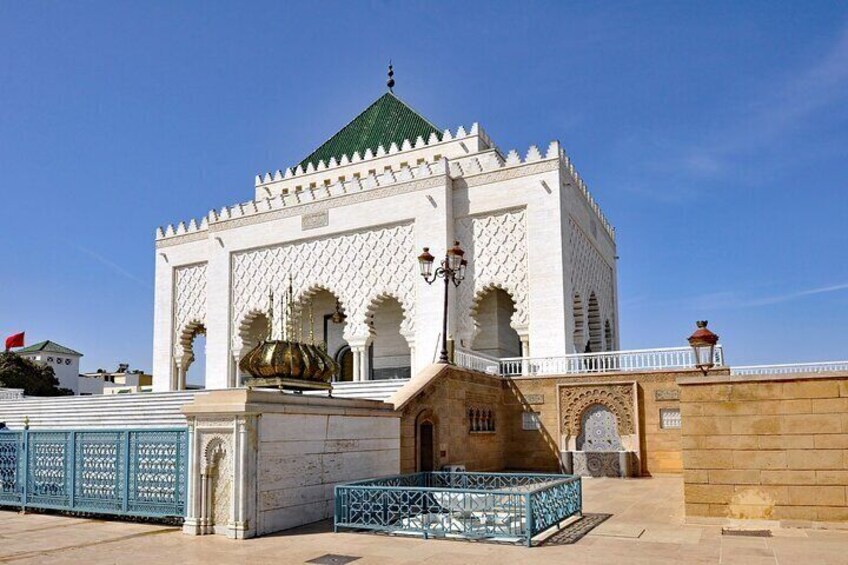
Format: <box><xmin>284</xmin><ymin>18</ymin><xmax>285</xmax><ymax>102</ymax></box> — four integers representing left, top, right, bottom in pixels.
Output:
<box><xmin>225</xmin><ymin>289</ymin><xmax>413</xmax><ymax>387</ymax></box>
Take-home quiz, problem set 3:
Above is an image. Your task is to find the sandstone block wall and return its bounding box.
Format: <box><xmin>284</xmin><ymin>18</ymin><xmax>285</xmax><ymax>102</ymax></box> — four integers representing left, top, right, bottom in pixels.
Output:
<box><xmin>396</xmin><ymin>365</ymin><xmax>704</xmax><ymax>476</ymax></box>
<box><xmin>398</xmin><ymin>366</ymin><xmax>505</xmax><ymax>473</ymax></box>
<box><xmin>507</xmin><ymin>370</ymin><xmax>700</xmax><ymax>475</ymax></box>
<box><xmin>679</xmin><ymin>372</ymin><xmax>848</xmax><ymax>523</ymax></box>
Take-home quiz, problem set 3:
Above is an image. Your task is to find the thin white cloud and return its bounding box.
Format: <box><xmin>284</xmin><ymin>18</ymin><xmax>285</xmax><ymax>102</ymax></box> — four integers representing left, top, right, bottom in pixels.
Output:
<box><xmin>681</xmin><ymin>282</ymin><xmax>848</xmax><ymax>311</ymax></box>
<box><xmin>625</xmin><ymin>22</ymin><xmax>848</xmax><ymax>201</ymax></box>
<box><xmin>742</xmin><ymin>282</ymin><xmax>848</xmax><ymax>307</ymax></box>
<box><xmin>74</xmin><ymin>245</ymin><xmax>150</xmax><ymax>288</ymax></box>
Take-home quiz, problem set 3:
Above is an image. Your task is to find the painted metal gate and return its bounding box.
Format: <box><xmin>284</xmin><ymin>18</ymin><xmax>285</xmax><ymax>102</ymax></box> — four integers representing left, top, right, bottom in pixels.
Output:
<box><xmin>0</xmin><ymin>428</ymin><xmax>187</xmax><ymax>518</ymax></box>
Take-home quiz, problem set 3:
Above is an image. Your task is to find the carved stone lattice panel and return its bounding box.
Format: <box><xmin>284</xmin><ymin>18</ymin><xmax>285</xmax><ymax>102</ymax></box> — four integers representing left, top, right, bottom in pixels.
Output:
<box><xmin>455</xmin><ymin>209</ymin><xmax>528</xmax><ymax>341</ymax></box>
<box><xmin>568</xmin><ymin>217</ymin><xmax>615</xmax><ymax>348</ymax></box>
<box><xmin>173</xmin><ymin>263</ymin><xmax>207</xmax><ymax>358</ymax></box>
<box><xmin>560</xmin><ymin>383</ymin><xmax>634</xmax><ymax>437</ymax></box>
<box><xmin>231</xmin><ymin>223</ymin><xmax>415</xmax><ymax>348</ymax></box>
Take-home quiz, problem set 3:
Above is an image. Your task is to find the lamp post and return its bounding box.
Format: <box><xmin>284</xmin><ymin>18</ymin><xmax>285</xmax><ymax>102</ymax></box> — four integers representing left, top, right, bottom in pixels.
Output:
<box><xmin>688</xmin><ymin>320</ymin><xmax>719</xmax><ymax>375</ymax></box>
<box><xmin>418</xmin><ymin>241</ymin><xmax>468</xmax><ymax>364</ymax></box>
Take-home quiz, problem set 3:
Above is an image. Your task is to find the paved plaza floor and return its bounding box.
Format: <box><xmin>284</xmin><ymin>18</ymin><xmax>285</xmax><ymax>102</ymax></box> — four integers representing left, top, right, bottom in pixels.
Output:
<box><xmin>2</xmin><ymin>477</ymin><xmax>848</xmax><ymax>564</ymax></box>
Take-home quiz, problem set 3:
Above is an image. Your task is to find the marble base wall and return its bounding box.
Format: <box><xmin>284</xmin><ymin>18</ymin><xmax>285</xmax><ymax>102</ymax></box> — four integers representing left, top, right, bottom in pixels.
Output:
<box><xmin>257</xmin><ymin>411</ymin><xmax>399</xmax><ymax>535</ymax></box>
<box><xmin>181</xmin><ymin>389</ymin><xmax>400</xmax><ymax>539</ymax></box>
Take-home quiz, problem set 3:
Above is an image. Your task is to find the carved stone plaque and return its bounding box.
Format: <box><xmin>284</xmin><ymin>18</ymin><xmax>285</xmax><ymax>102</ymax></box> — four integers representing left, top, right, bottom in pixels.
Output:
<box><xmin>302</xmin><ymin>211</ymin><xmax>328</xmax><ymax>230</ymax></box>
<box><xmin>654</xmin><ymin>389</ymin><xmax>679</xmax><ymax>402</ymax></box>
<box><xmin>523</xmin><ymin>394</ymin><xmax>545</xmax><ymax>405</ymax></box>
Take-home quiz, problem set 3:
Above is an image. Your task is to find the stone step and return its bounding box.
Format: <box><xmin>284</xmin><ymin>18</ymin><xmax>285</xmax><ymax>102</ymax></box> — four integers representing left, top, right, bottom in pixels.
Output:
<box><xmin>0</xmin><ymin>381</ymin><xmax>409</xmax><ymax>430</ymax></box>
<box><xmin>0</xmin><ymin>391</ymin><xmax>202</xmax><ymax>430</ymax></box>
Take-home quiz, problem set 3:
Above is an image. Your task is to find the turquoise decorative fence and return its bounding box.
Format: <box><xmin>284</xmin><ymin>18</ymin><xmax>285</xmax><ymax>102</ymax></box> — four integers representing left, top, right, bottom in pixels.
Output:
<box><xmin>0</xmin><ymin>428</ymin><xmax>187</xmax><ymax>519</ymax></box>
<box><xmin>335</xmin><ymin>471</ymin><xmax>582</xmax><ymax>546</ymax></box>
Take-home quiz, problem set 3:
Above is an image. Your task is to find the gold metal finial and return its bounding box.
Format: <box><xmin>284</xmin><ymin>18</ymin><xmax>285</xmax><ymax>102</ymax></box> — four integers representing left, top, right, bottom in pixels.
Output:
<box><xmin>308</xmin><ymin>300</ymin><xmax>315</xmax><ymax>345</ymax></box>
<box><xmin>267</xmin><ymin>287</ymin><xmax>274</xmax><ymax>340</ymax></box>
<box><xmin>387</xmin><ymin>61</ymin><xmax>395</xmax><ymax>93</ymax></box>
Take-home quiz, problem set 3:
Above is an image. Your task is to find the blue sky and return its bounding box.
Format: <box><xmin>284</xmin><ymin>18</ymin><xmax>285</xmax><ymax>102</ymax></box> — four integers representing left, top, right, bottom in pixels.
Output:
<box><xmin>1</xmin><ymin>1</ymin><xmax>847</xmax><ymax>374</ymax></box>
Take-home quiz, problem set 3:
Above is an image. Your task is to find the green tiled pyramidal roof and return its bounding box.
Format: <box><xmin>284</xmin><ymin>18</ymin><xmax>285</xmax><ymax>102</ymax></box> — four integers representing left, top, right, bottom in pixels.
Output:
<box><xmin>15</xmin><ymin>340</ymin><xmax>83</xmax><ymax>357</ymax></box>
<box><xmin>298</xmin><ymin>92</ymin><xmax>442</xmax><ymax>169</ymax></box>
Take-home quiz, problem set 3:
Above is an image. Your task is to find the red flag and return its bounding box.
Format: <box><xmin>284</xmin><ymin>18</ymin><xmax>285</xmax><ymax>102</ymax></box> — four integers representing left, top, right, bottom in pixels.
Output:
<box><xmin>5</xmin><ymin>332</ymin><xmax>24</xmax><ymax>351</ymax></box>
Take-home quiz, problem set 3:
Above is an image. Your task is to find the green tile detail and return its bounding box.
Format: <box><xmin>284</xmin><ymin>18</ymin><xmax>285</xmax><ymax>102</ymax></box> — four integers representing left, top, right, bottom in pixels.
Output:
<box><xmin>298</xmin><ymin>93</ymin><xmax>441</xmax><ymax>170</ymax></box>
<box><xmin>14</xmin><ymin>340</ymin><xmax>83</xmax><ymax>357</ymax></box>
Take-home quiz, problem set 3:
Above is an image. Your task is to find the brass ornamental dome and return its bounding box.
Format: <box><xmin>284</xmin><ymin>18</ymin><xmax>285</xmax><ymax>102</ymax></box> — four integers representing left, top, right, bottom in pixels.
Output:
<box><xmin>239</xmin><ymin>284</ymin><xmax>338</xmax><ymax>392</ymax></box>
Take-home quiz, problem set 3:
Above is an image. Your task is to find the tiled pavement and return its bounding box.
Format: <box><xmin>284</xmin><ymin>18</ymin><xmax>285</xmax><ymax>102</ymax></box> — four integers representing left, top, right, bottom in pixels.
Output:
<box><xmin>2</xmin><ymin>477</ymin><xmax>848</xmax><ymax>564</ymax></box>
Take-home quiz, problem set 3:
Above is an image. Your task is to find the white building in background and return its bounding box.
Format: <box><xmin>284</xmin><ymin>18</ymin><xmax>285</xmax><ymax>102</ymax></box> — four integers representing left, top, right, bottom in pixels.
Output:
<box><xmin>15</xmin><ymin>340</ymin><xmax>82</xmax><ymax>394</ymax></box>
<box><xmin>79</xmin><ymin>364</ymin><xmax>154</xmax><ymax>395</ymax></box>
<box><xmin>152</xmin><ymin>87</ymin><xmax>618</xmax><ymax>391</ymax></box>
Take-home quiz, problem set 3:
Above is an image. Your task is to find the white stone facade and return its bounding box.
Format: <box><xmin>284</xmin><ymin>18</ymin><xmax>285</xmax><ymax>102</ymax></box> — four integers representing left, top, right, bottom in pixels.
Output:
<box><xmin>152</xmin><ymin>121</ymin><xmax>618</xmax><ymax>391</ymax></box>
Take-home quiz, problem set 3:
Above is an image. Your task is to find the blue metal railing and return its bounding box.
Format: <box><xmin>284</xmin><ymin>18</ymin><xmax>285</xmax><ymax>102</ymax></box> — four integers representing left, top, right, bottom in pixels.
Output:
<box><xmin>334</xmin><ymin>471</ymin><xmax>582</xmax><ymax>546</ymax></box>
<box><xmin>0</xmin><ymin>428</ymin><xmax>187</xmax><ymax>519</ymax></box>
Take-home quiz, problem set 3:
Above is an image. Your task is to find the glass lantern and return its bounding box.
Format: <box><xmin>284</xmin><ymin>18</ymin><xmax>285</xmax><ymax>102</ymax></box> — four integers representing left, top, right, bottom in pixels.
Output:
<box><xmin>688</xmin><ymin>320</ymin><xmax>719</xmax><ymax>373</ymax></box>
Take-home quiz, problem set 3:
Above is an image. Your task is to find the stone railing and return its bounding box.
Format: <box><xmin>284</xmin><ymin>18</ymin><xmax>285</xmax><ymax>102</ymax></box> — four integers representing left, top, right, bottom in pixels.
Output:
<box><xmin>0</xmin><ymin>388</ymin><xmax>24</xmax><ymax>400</ymax></box>
<box><xmin>453</xmin><ymin>349</ymin><xmax>501</xmax><ymax>374</ymax></box>
<box><xmin>456</xmin><ymin>346</ymin><xmax>725</xmax><ymax>377</ymax></box>
<box><xmin>730</xmin><ymin>361</ymin><xmax>848</xmax><ymax>376</ymax></box>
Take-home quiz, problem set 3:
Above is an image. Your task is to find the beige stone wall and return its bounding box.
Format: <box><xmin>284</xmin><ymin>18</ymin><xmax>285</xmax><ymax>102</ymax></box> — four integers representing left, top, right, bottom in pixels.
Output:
<box><xmin>506</xmin><ymin>370</ymin><xmax>703</xmax><ymax>475</ymax></box>
<box><xmin>394</xmin><ymin>365</ymin><xmax>703</xmax><ymax>476</ymax></box>
<box><xmin>398</xmin><ymin>366</ymin><xmax>505</xmax><ymax>473</ymax></box>
<box><xmin>679</xmin><ymin>372</ymin><xmax>848</xmax><ymax>523</ymax></box>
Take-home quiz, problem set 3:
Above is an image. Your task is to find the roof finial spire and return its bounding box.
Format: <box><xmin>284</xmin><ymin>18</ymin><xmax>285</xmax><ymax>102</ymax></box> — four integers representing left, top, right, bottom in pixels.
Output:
<box><xmin>387</xmin><ymin>61</ymin><xmax>395</xmax><ymax>93</ymax></box>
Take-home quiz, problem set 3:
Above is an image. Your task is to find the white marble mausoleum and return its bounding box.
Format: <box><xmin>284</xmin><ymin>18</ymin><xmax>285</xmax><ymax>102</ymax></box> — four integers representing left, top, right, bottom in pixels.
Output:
<box><xmin>151</xmin><ymin>88</ymin><xmax>618</xmax><ymax>391</ymax></box>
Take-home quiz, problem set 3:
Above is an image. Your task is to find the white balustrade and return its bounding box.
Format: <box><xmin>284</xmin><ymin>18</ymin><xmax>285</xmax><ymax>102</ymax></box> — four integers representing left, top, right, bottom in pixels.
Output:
<box><xmin>455</xmin><ymin>345</ymin><xmax>725</xmax><ymax>377</ymax></box>
<box><xmin>453</xmin><ymin>349</ymin><xmax>501</xmax><ymax>375</ymax></box>
<box><xmin>731</xmin><ymin>361</ymin><xmax>848</xmax><ymax>376</ymax></box>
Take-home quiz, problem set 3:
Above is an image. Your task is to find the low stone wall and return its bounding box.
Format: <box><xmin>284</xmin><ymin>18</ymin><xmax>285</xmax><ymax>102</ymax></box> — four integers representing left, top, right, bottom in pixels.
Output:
<box><xmin>390</xmin><ymin>364</ymin><xmax>709</xmax><ymax>476</ymax></box>
<box><xmin>182</xmin><ymin>389</ymin><xmax>400</xmax><ymax>539</ymax></box>
<box><xmin>679</xmin><ymin>371</ymin><xmax>848</xmax><ymax>523</ymax></box>
<box><xmin>257</xmin><ymin>410</ymin><xmax>399</xmax><ymax>534</ymax></box>
<box><xmin>506</xmin><ymin>369</ymin><xmax>709</xmax><ymax>475</ymax></box>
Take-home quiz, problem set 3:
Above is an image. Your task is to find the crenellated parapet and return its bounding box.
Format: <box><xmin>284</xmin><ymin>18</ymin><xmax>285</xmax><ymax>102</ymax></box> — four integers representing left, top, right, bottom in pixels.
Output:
<box><xmin>448</xmin><ymin>140</ymin><xmax>615</xmax><ymax>241</ymax></box>
<box><xmin>253</xmin><ymin>123</ymin><xmax>492</xmax><ymax>200</ymax></box>
<box><xmin>155</xmin><ymin>130</ymin><xmax>614</xmax><ymax>245</ymax></box>
<box><xmin>559</xmin><ymin>150</ymin><xmax>615</xmax><ymax>241</ymax></box>
<box><xmin>156</xmin><ymin>159</ymin><xmax>449</xmax><ymax>245</ymax></box>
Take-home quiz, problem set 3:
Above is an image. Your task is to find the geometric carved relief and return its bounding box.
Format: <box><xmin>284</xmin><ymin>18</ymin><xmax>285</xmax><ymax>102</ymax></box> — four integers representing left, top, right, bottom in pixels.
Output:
<box><xmin>559</xmin><ymin>383</ymin><xmax>635</xmax><ymax>437</ymax></box>
<box><xmin>173</xmin><ymin>263</ymin><xmax>207</xmax><ymax>358</ymax></box>
<box><xmin>568</xmin><ymin>217</ymin><xmax>615</xmax><ymax>350</ymax></box>
<box><xmin>231</xmin><ymin>222</ymin><xmax>415</xmax><ymax>349</ymax></box>
<box><xmin>455</xmin><ymin>208</ymin><xmax>529</xmax><ymax>341</ymax></box>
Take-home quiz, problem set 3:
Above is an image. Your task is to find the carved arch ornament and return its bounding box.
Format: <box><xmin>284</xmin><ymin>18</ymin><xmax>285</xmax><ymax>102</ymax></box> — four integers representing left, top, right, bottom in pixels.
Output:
<box><xmin>173</xmin><ymin>263</ymin><xmax>207</xmax><ymax>359</ymax></box>
<box><xmin>203</xmin><ymin>436</ymin><xmax>228</xmax><ymax>474</ymax></box>
<box><xmin>559</xmin><ymin>383</ymin><xmax>635</xmax><ymax>437</ymax></box>
<box><xmin>455</xmin><ymin>209</ymin><xmax>529</xmax><ymax>342</ymax></box>
<box><xmin>230</xmin><ymin>223</ymin><xmax>415</xmax><ymax>350</ymax></box>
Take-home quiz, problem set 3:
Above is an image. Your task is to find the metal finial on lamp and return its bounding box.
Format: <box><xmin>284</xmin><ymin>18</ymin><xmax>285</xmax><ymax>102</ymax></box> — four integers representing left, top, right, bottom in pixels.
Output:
<box><xmin>688</xmin><ymin>320</ymin><xmax>719</xmax><ymax>375</ymax></box>
<box><xmin>387</xmin><ymin>61</ymin><xmax>395</xmax><ymax>92</ymax></box>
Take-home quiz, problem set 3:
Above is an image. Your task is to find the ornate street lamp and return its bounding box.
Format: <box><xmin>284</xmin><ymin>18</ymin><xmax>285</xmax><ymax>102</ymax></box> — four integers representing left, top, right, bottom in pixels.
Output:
<box><xmin>418</xmin><ymin>241</ymin><xmax>467</xmax><ymax>364</ymax></box>
<box><xmin>688</xmin><ymin>320</ymin><xmax>719</xmax><ymax>374</ymax></box>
